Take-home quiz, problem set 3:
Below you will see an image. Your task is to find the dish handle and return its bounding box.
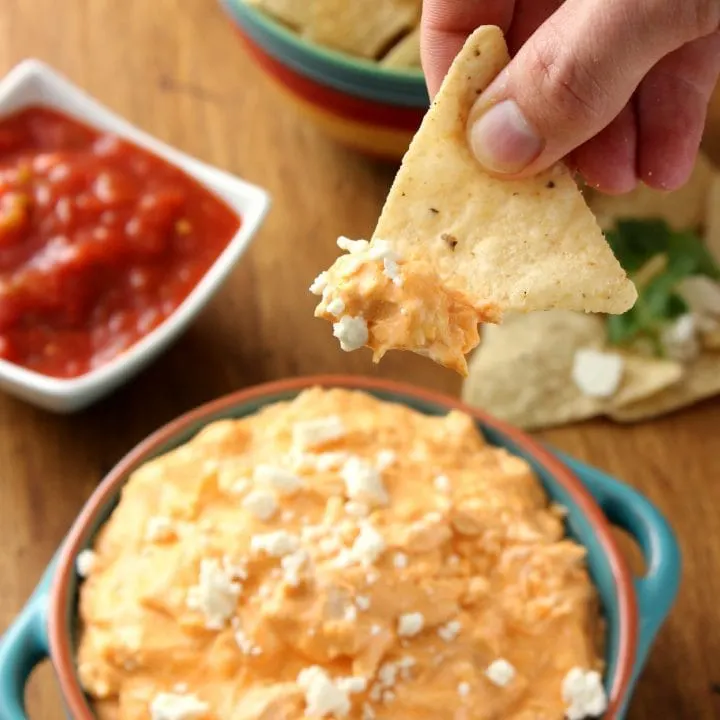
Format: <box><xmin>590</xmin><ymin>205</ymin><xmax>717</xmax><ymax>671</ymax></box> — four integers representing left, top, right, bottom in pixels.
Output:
<box><xmin>0</xmin><ymin>554</ymin><xmax>58</xmax><ymax>720</ymax></box>
<box><xmin>554</xmin><ymin>451</ymin><xmax>682</xmax><ymax>681</ymax></box>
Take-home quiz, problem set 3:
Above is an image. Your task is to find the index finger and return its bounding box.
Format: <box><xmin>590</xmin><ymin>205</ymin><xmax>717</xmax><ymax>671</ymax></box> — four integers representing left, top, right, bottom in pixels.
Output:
<box><xmin>421</xmin><ymin>0</ymin><xmax>515</xmax><ymax>97</ymax></box>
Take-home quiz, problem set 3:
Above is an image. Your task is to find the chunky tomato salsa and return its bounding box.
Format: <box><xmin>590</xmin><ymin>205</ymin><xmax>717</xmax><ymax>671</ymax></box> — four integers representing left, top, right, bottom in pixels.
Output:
<box><xmin>0</xmin><ymin>107</ymin><xmax>241</xmax><ymax>379</ymax></box>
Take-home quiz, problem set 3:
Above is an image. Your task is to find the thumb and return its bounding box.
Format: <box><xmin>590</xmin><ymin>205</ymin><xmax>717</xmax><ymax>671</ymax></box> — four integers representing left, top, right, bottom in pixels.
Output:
<box><xmin>466</xmin><ymin>0</ymin><xmax>720</xmax><ymax>176</ymax></box>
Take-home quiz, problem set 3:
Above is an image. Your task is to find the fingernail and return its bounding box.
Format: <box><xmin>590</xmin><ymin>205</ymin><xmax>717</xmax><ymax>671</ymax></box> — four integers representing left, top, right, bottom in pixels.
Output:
<box><xmin>468</xmin><ymin>100</ymin><xmax>543</xmax><ymax>174</ymax></box>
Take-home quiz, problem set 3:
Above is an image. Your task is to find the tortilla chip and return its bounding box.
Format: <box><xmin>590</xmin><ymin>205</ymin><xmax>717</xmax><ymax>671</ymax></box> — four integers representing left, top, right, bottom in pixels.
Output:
<box><xmin>245</xmin><ymin>0</ymin><xmax>308</xmax><ymax>30</ymax></box>
<box><xmin>371</xmin><ymin>26</ymin><xmax>636</xmax><ymax>316</ymax></box>
<box><xmin>305</xmin><ymin>0</ymin><xmax>420</xmax><ymax>59</ymax></box>
<box><xmin>608</xmin><ymin>353</ymin><xmax>720</xmax><ymax>422</ymax></box>
<box><xmin>462</xmin><ymin>311</ymin><xmax>684</xmax><ymax>430</ymax></box>
<box><xmin>586</xmin><ymin>152</ymin><xmax>715</xmax><ymax>232</ymax></box>
<box><xmin>704</xmin><ymin>173</ymin><xmax>720</xmax><ymax>263</ymax></box>
<box><xmin>380</xmin><ymin>26</ymin><xmax>420</xmax><ymax>68</ymax></box>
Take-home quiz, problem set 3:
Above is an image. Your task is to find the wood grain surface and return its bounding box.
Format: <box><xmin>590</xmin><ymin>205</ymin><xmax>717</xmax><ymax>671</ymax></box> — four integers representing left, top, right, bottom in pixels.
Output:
<box><xmin>0</xmin><ymin>1</ymin><xmax>719</xmax><ymax>718</ymax></box>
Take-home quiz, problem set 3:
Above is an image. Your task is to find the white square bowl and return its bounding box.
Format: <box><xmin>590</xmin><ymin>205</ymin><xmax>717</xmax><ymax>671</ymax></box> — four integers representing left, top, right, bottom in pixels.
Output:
<box><xmin>0</xmin><ymin>59</ymin><xmax>271</xmax><ymax>413</ymax></box>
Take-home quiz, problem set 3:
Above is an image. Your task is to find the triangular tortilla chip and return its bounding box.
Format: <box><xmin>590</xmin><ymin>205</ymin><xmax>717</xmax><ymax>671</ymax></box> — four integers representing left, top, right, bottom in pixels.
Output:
<box><xmin>380</xmin><ymin>27</ymin><xmax>421</xmax><ymax>69</ymax></box>
<box><xmin>372</xmin><ymin>26</ymin><xmax>637</xmax><ymax>315</ymax></box>
<box><xmin>246</xmin><ymin>0</ymin><xmax>308</xmax><ymax>30</ymax></box>
<box><xmin>305</xmin><ymin>0</ymin><xmax>420</xmax><ymax>60</ymax></box>
<box><xmin>608</xmin><ymin>353</ymin><xmax>720</xmax><ymax>422</ymax></box>
<box><xmin>462</xmin><ymin>311</ymin><xmax>683</xmax><ymax>430</ymax></box>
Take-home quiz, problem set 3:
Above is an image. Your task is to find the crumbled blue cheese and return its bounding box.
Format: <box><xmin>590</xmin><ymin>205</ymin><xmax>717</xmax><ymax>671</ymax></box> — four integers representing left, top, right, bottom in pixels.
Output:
<box><xmin>326</xmin><ymin>297</ymin><xmax>346</xmax><ymax>317</ymax></box>
<box><xmin>250</xmin><ymin>530</ymin><xmax>300</xmax><ymax>557</ymax></box>
<box><xmin>149</xmin><ymin>691</ymin><xmax>209</xmax><ymax>720</ymax></box>
<box><xmin>337</xmin><ymin>236</ymin><xmax>370</xmax><ymax>254</ymax></box>
<box><xmin>310</xmin><ymin>271</ymin><xmax>329</xmax><ymax>296</ymax></box>
<box><xmin>297</xmin><ymin>666</ymin><xmax>352</xmax><ymax>718</ymax></box>
<box><xmin>397</xmin><ymin>612</ymin><xmax>425</xmax><ymax>637</ymax></box>
<box><xmin>145</xmin><ymin>516</ymin><xmax>175</xmax><ymax>543</ymax></box>
<box><xmin>562</xmin><ymin>667</ymin><xmax>608</xmax><ymax>720</ymax></box>
<box><xmin>660</xmin><ymin>313</ymin><xmax>699</xmax><ymax>361</ymax></box>
<box><xmin>457</xmin><ymin>682</ymin><xmax>471</xmax><ymax>697</ymax></box>
<box><xmin>254</xmin><ymin>465</ymin><xmax>303</xmax><ymax>494</ymax></box>
<box><xmin>336</xmin><ymin>523</ymin><xmax>386</xmax><ymax>567</ymax></box>
<box><xmin>76</xmin><ymin>549</ymin><xmax>96</xmax><ymax>578</ymax></box>
<box><xmin>485</xmin><ymin>658</ymin><xmax>516</xmax><ymax>687</ymax></box>
<box><xmin>341</xmin><ymin>457</ymin><xmax>389</xmax><ymax>507</ymax></box>
<box><xmin>571</xmin><ymin>349</ymin><xmax>624</xmax><ymax>398</ymax></box>
<box><xmin>186</xmin><ymin>558</ymin><xmax>242</xmax><ymax>629</ymax></box>
<box><xmin>242</xmin><ymin>489</ymin><xmax>278</xmax><ymax>521</ymax></box>
<box><xmin>433</xmin><ymin>475</ymin><xmax>451</xmax><ymax>493</ymax></box>
<box><xmin>333</xmin><ymin>316</ymin><xmax>369</xmax><ymax>352</ymax></box>
<box><xmin>292</xmin><ymin>416</ymin><xmax>346</xmax><ymax>450</ymax></box>
<box><xmin>438</xmin><ymin>619</ymin><xmax>462</xmax><ymax>642</ymax></box>
<box><xmin>280</xmin><ymin>548</ymin><xmax>309</xmax><ymax>587</ymax></box>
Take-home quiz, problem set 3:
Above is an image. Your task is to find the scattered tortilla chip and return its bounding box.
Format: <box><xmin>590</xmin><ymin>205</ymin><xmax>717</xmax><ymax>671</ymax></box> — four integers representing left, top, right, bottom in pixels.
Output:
<box><xmin>380</xmin><ymin>27</ymin><xmax>420</xmax><ymax>68</ymax></box>
<box><xmin>586</xmin><ymin>153</ymin><xmax>715</xmax><ymax>232</ymax></box>
<box><xmin>704</xmin><ymin>173</ymin><xmax>720</xmax><ymax>263</ymax></box>
<box><xmin>608</xmin><ymin>353</ymin><xmax>720</xmax><ymax>422</ymax></box>
<box><xmin>245</xmin><ymin>0</ymin><xmax>308</xmax><ymax>30</ymax></box>
<box><xmin>462</xmin><ymin>311</ymin><xmax>684</xmax><ymax>431</ymax></box>
<box><xmin>372</xmin><ymin>26</ymin><xmax>636</xmax><ymax>315</ymax></box>
<box><xmin>305</xmin><ymin>0</ymin><xmax>420</xmax><ymax>59</ymax></box>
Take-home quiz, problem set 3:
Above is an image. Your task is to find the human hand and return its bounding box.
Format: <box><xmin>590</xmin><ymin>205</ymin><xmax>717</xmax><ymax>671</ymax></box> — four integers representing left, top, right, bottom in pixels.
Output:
<box><xmin>421</xmin><ymin>0</ymin><xmax>720</xmax><ymax>193</ymax></box>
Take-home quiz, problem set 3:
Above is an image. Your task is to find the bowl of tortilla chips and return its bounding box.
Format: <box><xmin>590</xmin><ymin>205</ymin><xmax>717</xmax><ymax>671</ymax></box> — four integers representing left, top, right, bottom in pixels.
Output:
<box><xmin>219</xmin><ymin>0</ymin><xmax>429</xmax><ymax>159</ymax></box>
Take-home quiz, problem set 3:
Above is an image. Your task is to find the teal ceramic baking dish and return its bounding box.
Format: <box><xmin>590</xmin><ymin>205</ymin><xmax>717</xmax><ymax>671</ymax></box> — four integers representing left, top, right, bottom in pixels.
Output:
<box><xmin>0</xmin><ymin>375</ymin><xmax>681</xmax><ymax>719</ymax></box>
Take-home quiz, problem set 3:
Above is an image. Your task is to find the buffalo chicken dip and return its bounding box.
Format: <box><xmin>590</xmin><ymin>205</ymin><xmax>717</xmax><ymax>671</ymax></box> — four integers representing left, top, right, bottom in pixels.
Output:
<box><xmin>77</xmin><ymin>388</ymin><xmax>607</xmax><ymax>720</ymax></box>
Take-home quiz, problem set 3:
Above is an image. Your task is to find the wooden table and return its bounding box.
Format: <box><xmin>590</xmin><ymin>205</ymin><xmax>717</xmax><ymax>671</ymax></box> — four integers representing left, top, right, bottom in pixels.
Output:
<box><xmin>0</xmin><ymin>1</ymin><xmax>719</xmax><ymax>718</ymax></box>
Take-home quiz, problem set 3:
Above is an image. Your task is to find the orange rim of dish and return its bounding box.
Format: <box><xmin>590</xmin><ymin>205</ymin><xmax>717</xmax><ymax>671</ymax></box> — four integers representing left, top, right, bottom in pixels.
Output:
<box><xmin>49</xmin><ymin>374</ymin><xmax>637</xmax><ymax>719</ymax></box>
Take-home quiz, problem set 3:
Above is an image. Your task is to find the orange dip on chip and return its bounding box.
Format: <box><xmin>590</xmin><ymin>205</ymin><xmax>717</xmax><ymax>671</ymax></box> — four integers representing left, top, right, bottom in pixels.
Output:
<box><xmin>77</xmin><ymin>388</ymin><xmax>605</xmax><ymax>720</ymax></box>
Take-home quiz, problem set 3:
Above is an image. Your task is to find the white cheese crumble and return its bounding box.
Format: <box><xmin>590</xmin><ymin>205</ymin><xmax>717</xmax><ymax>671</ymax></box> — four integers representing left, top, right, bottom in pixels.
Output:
<box><xmin>145</xmin><ymin>516</ymin><xmax>175</xmax><ymax>543</ymax></box>
<box><xmin>254</xmin><ymin>465</ymin><xmax>303</xmax><ymax>494</ymax></box>
<box><xmin>337</xmin><ymin>523</ymin><xmax>387</xmax><ymax>567</ymax></box>
<box><xmin>281</xmin><ymin>548</ymin><xmax>309</xmax><ymax>587</ymax></box>
<box><xmin>149</xmin><ymin>691</ymin><xmax>209</xmax><ymax>720</ymax></box>
<box><xmin>382</xmin><ymin>257</ymin><xmax>403</xmax><ymax>286</ymax></box>
<box><xmin>297</xmin><ymin>666</ymin><xmax>352</xmax><ymax>718</ymax></box>
<box><xmin>457</xmin><ymin>682</ymin><xmax>471</xmax><ymax>697</ymax></box>
<box><xmin>571</xmin><ymin>348</ymin><xmax>624</xmax><ymax>398</ymax></box>
<box><xmin>341</xmin><ymin>457</ymin><xmax>389</xmax><ymax>507</ymax></box>
<box><xmin>375</xmin><ymin>449</ymin><xmax>397</xmax><ymax>470</ymax></box>
<box><xmin>76</xmin><ymin>549</ymin><xmax>96</xmax><ymax>578</ymax></box>
<box><xmin>345</xmin><ymin>501</ymin><xmax>371</xmax><ymax>518</ymax></box>
<box><xmin>433</xmin><ymin>475</ymin><xmax>451</xmax><ymax>493</ymax></box>
<box><xmin>234</xmin><ymin>628</ymin><xmax>262</xmax><ymax>656</ymax></box>
<box><xmin>293</xmin><ymin>416</ymin><xmax>346</xmax><ymax>450</ymax></box>
<box><xmin>242</xmin><ymin>489</ymin><xmax>278</xmax><ymax>521</ymax></box>
<box><xmin>337</xmin><ymin>236</ymin><xmax>369</xmax><ymax>254</ymax></box>
<box><xmin>251</xmin><ymin>530</ymin><xmax>300</xmax><ymax>558</ymax></box>
<box><xmin>562</xmin><ymin>667</ymin><xmax>608</xmax><ymax>720</ymax></box>
<box><xmin>485</xmin><ymin>658</ymin><xmax>516</xmax><ymax>687</ymax></box>
<box><xmin>333</xmin><ymin>315</ymin><xmax>369</xmax><ymax>352</ymax></box>
<box><xmin>309</xmin><ymin>271</ymin><xmax>329</xmax><ymax>296</ymax></box>
<box><xmin>438</xmin><ymin>619</ymin><xmax>462</xmax><ymax>642</ymax></box>
<box><xmin>393</xmin><ymin>552</ymin><xmax>408</xmax><ymax>569</ymax></box>
<box><xmin>326</xmin><ymin>297</ymin><xmax>346</xmax><ymax>317</ymax></box>
<box><xmin>186</xmin><ymin>558</ymin><xmax>242</xmax><ymax>629</ymax></box>
<box><xmin>397</xmin><ymin>612</ymin><xmax>425</xmax><ymax>638</ymax></box>
<box><xmin>356</xmin><ymin>595</ymin><xmax>371</xmax><ymax>611</ymax></box>
<box><xmin>660</xmin><ymin>313</ymin><xmax>700</xmax><ymax>361</ymax></box>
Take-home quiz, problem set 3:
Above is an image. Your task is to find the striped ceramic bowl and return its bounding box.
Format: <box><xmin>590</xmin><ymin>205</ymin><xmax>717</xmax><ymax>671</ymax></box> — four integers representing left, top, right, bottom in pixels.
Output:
<box><xmin>219</xmin><ymin>0</ymin><xmax>429</xmax><ymax>160</ymax></box>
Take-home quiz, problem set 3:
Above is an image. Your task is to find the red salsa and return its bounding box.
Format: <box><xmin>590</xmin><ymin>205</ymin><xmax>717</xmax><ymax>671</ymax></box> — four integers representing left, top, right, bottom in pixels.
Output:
<box><xmin>0</xmin><ymin>107</ymin><xmax>241</xmax><ymax>378</ymax></box>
